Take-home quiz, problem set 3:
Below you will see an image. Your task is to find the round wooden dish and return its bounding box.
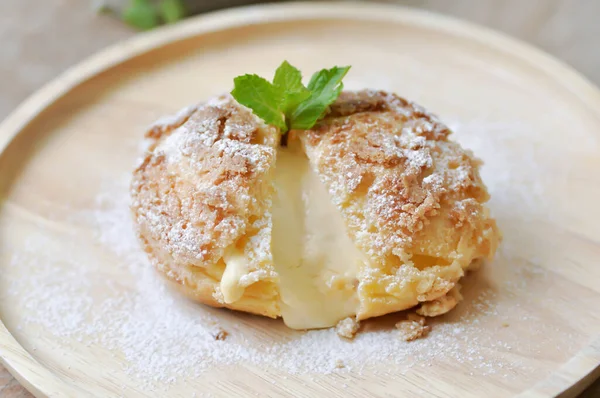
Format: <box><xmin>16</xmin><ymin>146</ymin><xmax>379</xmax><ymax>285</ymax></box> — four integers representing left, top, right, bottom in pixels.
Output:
<box><xmin>1</xmin><ymin>3</ymin><xmax>599</xmax><ymax>397</ymax></box>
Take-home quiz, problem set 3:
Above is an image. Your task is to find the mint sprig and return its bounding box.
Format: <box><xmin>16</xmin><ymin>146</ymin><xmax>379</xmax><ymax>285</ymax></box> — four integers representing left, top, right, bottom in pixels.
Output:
<box><xmin>231</xmin><ymin>74</ymin><xmax>287</xmax><ymax>131</ymax></box>
<box><xmin>291</xmin><ymin>66</ymin><xmax>349</xmax><ymax>130</ymax></box>
<box><xmin>231</xmin><ymin>61</ymin><xmax>350</xmax><ymax>143</ymax></box>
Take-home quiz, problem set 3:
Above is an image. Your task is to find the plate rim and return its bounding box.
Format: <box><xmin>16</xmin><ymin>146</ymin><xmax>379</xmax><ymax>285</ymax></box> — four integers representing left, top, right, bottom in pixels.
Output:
<box><xmin>0</xmin><ymin>2</ymin><xmax>599</xmax><ymax>397</ymax></box>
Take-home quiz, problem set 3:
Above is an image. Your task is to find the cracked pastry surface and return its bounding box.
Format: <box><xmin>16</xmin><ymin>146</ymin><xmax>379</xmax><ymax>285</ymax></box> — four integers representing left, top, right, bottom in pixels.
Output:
<box><xmin>131</xmin><ymin>90</ymin><xmax>500</xmax><ymax>330</ymax></box>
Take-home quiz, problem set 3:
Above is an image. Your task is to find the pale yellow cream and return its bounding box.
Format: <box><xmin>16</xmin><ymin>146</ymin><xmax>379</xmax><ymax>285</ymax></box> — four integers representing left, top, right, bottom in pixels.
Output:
<box><xmin>220</xmin><ymin>250</ymin><xmax>248</xmax><ymax>304</ymax></box>
<box><xmin>271</xmin><ymin>142</ymin><xmax>363</xmax><ymax>330</ymax></box>
<box><xmin>218</xmin><ymin>141</ymin><xmax>364</xmax><ymax>329</ymax></box>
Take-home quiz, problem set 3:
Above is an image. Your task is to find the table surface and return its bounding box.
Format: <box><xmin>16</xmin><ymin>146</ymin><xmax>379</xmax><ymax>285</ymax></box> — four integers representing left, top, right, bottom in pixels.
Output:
<box><xmin>0</xmin><ymin>0</ymin><xmax>599</xmax><ymax>397</ymax></box>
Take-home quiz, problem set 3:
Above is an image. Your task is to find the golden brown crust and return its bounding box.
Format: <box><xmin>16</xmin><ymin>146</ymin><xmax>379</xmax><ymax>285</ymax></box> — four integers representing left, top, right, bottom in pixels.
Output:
<box><xmin>131</xmin><ymin>96</ymin><xmax>281</xmax><ymax>318</ymax></box>
<box><xmin>417</xmin><ymin>283</ymin><xmax>463</xmax><ymax>317</ymax></box>
<box><xmin>299</xmin><ymin>90</ymin><xmax>500</xmax><ymax>319</ymax></box>
<box><xmin>131</xmin><ymin>90</ymin><xmax>500</xmax><ymax>326</ymax></box>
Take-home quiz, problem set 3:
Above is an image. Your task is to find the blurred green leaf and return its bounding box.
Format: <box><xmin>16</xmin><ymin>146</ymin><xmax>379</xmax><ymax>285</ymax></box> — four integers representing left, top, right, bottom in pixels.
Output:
<box><xmin>123</xmin><ymin>0</ymin><xmax>160</xmax><ymax>31</ymax></box>
<box><xmin>93</xmin><ymin>1</ymin><xmax>113</xmax><ymax>15</ymax></box>
<box><xmin>159</xmin><ymin>0</ymin><xmax>187</xmax><ymax>24</ymax></box>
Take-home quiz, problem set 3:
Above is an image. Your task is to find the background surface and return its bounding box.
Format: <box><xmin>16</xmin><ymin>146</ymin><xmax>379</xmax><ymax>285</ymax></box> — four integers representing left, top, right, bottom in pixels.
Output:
<box><xmin>0</xmin><ymin>0</ymin><xmax>599</xmax><ymax>396</ymax></box>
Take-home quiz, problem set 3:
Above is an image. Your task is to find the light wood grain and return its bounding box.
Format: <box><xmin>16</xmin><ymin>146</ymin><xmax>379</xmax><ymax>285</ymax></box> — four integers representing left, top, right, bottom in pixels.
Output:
<box><xmin>377</xmin><ymin>0</ymin><xmax>600</xmax><ymax>85</ymax></box>
<box><xmin>1</xmin><ymin>2</ymin><xmax>600</xmax><ymax>397</ymax></box>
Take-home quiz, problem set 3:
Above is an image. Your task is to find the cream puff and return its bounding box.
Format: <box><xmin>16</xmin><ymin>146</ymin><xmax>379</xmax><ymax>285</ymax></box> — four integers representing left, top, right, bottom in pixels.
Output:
<box><xmin>131</xmin><ymin>90</ymin><xmax>500</xmax><ymax>330</ymax></box>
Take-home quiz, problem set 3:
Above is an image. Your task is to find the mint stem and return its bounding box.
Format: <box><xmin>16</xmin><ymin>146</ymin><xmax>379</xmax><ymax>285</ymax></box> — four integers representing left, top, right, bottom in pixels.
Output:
<box><xmin>280</xmin><ymin>131</ymin><xmax>289</xmax><ymax>147</ymax></box>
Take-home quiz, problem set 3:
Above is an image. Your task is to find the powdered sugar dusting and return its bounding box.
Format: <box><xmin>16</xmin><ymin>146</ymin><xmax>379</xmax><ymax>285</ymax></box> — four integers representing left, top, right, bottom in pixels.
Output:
<box><xmin>0</xmin><ymin>116</ymin><xmax>580</xmax><ymax>394</ymax></box>
<box><xmin>447</xmin><ymin>118</ymin><xmax>553</xmax><ymax>221</ymax></box>
<box><xmin>150</xmin><ymin>104</ymin><xmax>197</xmax><ymax>132</ymax></box>
<box><xmin>2</xmin><ymin>173</ymin><xmax>522</xmax><ymax>386</ymax></box>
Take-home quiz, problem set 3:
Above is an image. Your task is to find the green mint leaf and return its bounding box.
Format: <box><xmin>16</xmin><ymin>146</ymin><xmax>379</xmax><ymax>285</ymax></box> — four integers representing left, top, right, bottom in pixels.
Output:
<box><xmin>231</xmin><ymin>74</ymin><xmax>287</xmax><ymax>132</ymax></box>
<box><xmin>307</xmin><ymin>65</ymin><xmax>351</xmax><ymax>93</ymax></box>
<box><xmin>291</xmin><ymin>65</ymin><xmax>350</xmax><ymax>129</ymax></box>
<box><xmin>273</xmin><ymin>61</ymin><xmax>311</xmax><ymax>117</ymax></box>
<box><xmin>159</xmin><ymin>0</ymin><xmax>187</xmax><ymax>24</ymax></box>
<box><xmin>282</xmin><ymin>89</ymin><xmax>311</xmax><ymax>118</ymax></box>
<box><xmin>231</xmin><ymin>62</ymin><xmax>350</xmax><ymax>136</ymax></box>
<box><xmin>289</xmin><ymin>101</ymin><xmax>333</xmax><ymax>130</ymax></box>
<box><xmin>123</xmin><ymin>0</ymin><xmax>160</xmax><ymax>31</ymax></box>
<box><xmin>273</xmin><ymin>61</ymin><xmax>304</xmax><ymax>93</ymax></box>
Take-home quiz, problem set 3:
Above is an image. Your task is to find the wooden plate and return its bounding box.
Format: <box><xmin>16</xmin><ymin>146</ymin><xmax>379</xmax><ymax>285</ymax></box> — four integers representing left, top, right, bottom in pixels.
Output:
<box><xmin>1</xmin><ymin>3</ymin><xmax>599</xmax><ymax>397</ymax></box>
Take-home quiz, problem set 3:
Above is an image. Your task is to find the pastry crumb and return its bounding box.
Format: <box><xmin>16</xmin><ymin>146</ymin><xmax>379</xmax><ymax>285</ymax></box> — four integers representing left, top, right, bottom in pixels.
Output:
<box><xmin>502</xmin><ymin>322</ymin><xmax>510</xmax><ymax>328</ymax></box>
<box><xmin>417</xmin><ymin>284</ymin><xmax>463</xmax><ymax>317</ymax></box>
<box><xmin>336</xmin><ymin>317</ymin><xmax>360</xmax><ymax>339</ymax></box>
<box><xmin>335</xmin><ymin>359</ymin><xmax>345</xmax><ymax>369</ymax></box>
<box><xmin>212</xmin><ymin>328</ymin><xmax>229</xmax><ymax>341</ymax></box>
<box><xmin>396</xmin><ymin>313</ymin><xmax>431</xmax><ymax>341</ymax></box>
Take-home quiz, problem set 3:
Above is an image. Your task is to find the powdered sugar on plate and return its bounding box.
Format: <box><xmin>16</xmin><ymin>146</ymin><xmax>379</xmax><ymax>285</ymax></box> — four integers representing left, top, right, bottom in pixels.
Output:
<box><xmin>0</xmin><ymin>117</ymin><xmax>577</xmax><ymax>392</ymax></box>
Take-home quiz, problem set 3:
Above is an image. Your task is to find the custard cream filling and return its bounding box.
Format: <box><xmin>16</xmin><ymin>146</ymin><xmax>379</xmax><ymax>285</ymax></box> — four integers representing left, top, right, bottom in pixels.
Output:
<box><xmin>219</xmin><ymin>141</ymin><xmax>363</xmax><ymax>329</ymax></box>
<box><xmin>270</xmin><ymin>143</ymin><xmax>362</xmax><ymax>329</ymax></box>
<box><xmin>220</xmin><ymin>250</ymin><xmax>248</xmax><ymax>304</ymax></box>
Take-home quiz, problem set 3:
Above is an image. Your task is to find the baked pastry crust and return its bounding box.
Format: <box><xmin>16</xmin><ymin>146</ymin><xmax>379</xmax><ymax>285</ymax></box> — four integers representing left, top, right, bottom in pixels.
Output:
<box><xmin>131</xmin><ymin>90</ymin><xmax>500</xmax><ymax>324</ymax></box>
<box><xmin>301</xmin><ymin>91</ymin><xmax>499</xmax><ymax>319</ymax></box>
<box><xmin>132</xmin><ymin>96</ymin><xmax>281</xmax><ymax>318</ymax></box>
